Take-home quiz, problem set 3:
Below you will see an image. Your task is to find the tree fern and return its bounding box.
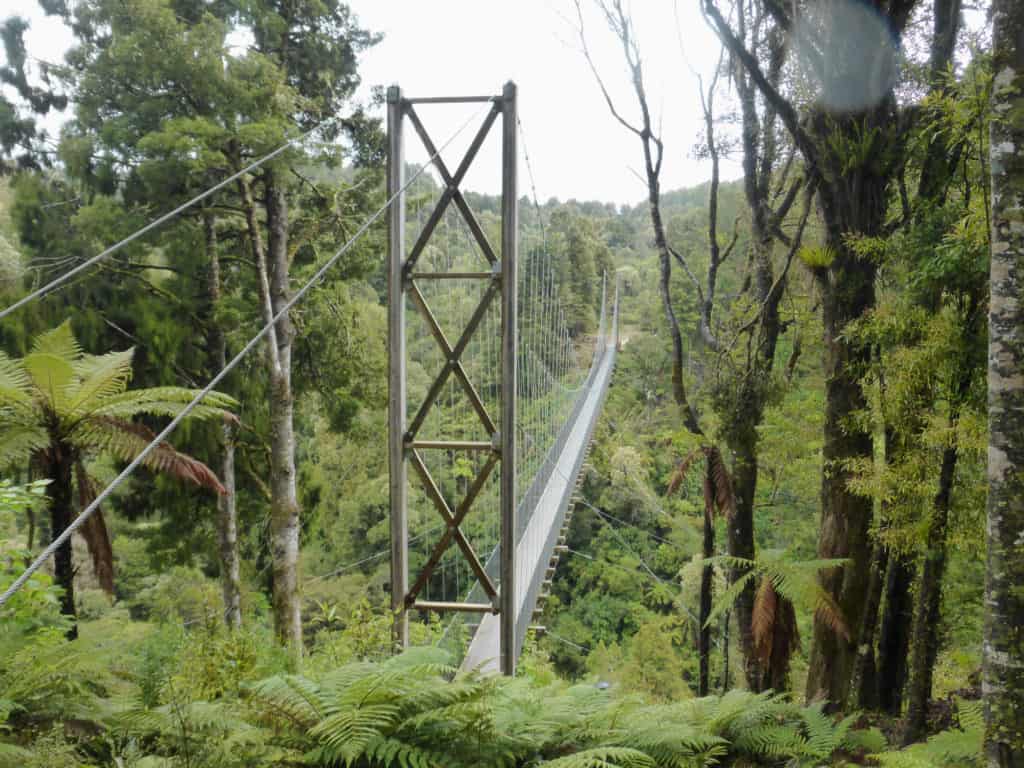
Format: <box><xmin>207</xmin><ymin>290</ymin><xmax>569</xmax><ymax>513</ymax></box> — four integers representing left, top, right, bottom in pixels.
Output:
<box><xmin>0</xmin><ymin>321</ymin><xmax>235</xmax><ymax>620</ymax></box>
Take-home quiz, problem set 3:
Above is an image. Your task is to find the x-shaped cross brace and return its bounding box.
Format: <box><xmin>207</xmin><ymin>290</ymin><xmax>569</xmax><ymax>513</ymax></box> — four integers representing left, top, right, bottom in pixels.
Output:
<box><xmin>403</xmin><ymin>103</ymin><xmax>500</xmax><ymax>273</ymax></box>
<box><xmin>405</xmin><ymin>280</ymin><xmax>498</xmax><ymax>441</ymax></box>
<box><xmin>407</xmin><ymin>449</ymin><xmax>499</xmax><ymax>607</ymax></box>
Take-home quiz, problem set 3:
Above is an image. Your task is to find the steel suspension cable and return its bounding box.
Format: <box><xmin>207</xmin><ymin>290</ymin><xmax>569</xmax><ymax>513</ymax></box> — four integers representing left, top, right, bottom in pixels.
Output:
<box><xmin>0</xmin><ymin>103</ymin><xmax>489</xmax><ymax>608</ymax></box>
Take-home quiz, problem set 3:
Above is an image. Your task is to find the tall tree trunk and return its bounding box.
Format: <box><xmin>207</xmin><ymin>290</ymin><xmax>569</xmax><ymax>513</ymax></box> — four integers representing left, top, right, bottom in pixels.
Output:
<box><xmin>703</xmin><ymin>0</ymin><xmax>907</xmax><ymax>711</ymax></box>
<box><xmin>878</xmin><ymin>552</ymin><xmax>915</xmax><ymax>714</ymax></box>
<box><xmin>852</xmin><ymin>541</ymin><xmax>888</xmax><ymax>710</ymax></box>
<box><xmin>917</xmin><ymin>0</ymin><xmax>965</xmax><ymax>205</ymax></box>
<box><xmin>219</xmin><ymin>421</ymin><xmax>241</xmax><ymax>629</ymax></box>
<box><xmin>730</xmin><ymin>429</ymin><xmax>760</xmax><ymax>690</ymax></box>
<box><xmin>853</xmin><ymin>423</ymin><xmax>896</xmax><ymax>710</ymax></box>
<box><xmin>805</xmin><ymin>166</ymin><xmax>885</xmax><ymax>707</ymax></box>
<box><xmin>721</xmin><ymin>609</ymin><xmax>731</xmax><ymax>693</ymax></box>
<box><xmin>984</xmin><ymin>2</ymin><xmax>1024</xmax><ymax>762</ymax></box>
<box><xmin>723</xmin><ymin>16</ymin><xmax>788</xmax><ymax>693</ymax></box>
<box><xmin>237</xmin><ymin>165</ymin><xmax>302</xmax><ymax>655</ymax></box>
<box><xmin>44</xmin><ymin>443</ymin><xmax>77</xmax><ymax>639</ymax></box>
<box><xmin>264</xmin><ymin>168</ymin><xmax>302</xmax><ymax>656</ymax></box>
<box><xmin>903</xmin><ymin>442</ymin><xmax>958</xmax><ymax>743</ymax></box>
<box><xmin>699</xmin><ymin>461</ymin><xmax>715</xmax><ymax>697</ymax></box>
<box><xmin>205</xmin><ymin>213</ymin><xmax>242</xmax><ymax>630</ymax></box>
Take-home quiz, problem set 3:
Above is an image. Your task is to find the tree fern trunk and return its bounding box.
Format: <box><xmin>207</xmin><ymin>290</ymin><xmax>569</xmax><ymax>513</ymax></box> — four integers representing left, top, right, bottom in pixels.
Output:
<box><xmin>984</xmin><ymin>2</ymin><xmax>1024</xmax><ymax>762</ymax></box>
<box><xmin>44</xmin><ymin>443</ymin><xmax>77</xmax><ymax>639</ymax></box>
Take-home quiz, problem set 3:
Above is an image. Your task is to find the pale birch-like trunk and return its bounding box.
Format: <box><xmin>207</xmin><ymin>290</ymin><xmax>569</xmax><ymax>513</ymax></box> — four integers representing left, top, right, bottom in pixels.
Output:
<box><xmin>264</xmin><ymin>168</ymin><xmax>302</xmax><ymax>656</ymax></box>
<box><xmin>218</xmin><ymin>421</ymin><xmax>241</xmax><ymax>628</ymax></box>
<box><xmin>984</xmin><ymin>1</ymin><xmax>1024</xmax><ymax>763</ymax></box>
<box><xmin>237</xmin><ymin>169</ymin><xmax>302</xmax><ymax>656</ymax></box>
<box><xmin>205</xmin><ymin>213</ymin><xmax>242</xmax><ymax>629</ymax></box>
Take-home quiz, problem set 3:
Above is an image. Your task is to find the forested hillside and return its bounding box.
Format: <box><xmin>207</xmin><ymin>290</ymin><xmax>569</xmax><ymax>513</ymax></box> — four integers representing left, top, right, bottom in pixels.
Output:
<box><xmin>1</xmin><ymin>0</ymin><xmax>1023</xmax><ymax>766</ymax></box>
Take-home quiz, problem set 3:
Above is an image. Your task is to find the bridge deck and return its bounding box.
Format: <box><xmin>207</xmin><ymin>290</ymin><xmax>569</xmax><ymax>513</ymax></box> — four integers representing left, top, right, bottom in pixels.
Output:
<box><xmin>462</xmin><ymin>336</ymin><xmax>617</xmax><ymax>673</ymax></box>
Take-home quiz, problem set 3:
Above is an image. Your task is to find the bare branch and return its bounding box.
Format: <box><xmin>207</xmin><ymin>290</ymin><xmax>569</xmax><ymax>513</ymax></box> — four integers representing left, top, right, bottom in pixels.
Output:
<box><xmin>703</xmin><ymin>0</ymin><xmax>817</xmax><ymax>171</ymax></box>
<box><xmin>573</xmin><ymin>0</ymin><xmax>643</xmax><ymax>138</ymax></box>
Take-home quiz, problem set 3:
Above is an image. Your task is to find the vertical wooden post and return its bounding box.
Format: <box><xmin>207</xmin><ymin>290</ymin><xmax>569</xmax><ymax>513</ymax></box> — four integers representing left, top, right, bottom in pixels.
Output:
<box><xmin>500</xmin><ymin>80</ymin><xmax>518</xmax><ymax>676</ymax></box>
<box><xmin>387</xmin><ymin>85</ymin><xmax>409</xmax><ymax>650</ymax></box>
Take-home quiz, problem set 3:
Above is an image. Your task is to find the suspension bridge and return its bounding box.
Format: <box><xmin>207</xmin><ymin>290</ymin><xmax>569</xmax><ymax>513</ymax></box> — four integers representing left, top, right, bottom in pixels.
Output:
<box><xmin>0</xmin><ymin>81</ymin><xmax>620</xmax><ymax>677</ymax></box>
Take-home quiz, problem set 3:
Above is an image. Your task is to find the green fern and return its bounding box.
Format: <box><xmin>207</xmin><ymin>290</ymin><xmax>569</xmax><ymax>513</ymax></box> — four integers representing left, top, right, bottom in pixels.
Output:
<box><xmin>873</xmin><ymin>699</ymin><xmax>983</xmax><ymax>767</ymax></box>
<box><xmin>542</xmin><ymin>747</ymin><xmax>656</xmax><ymax>768</ymax></box>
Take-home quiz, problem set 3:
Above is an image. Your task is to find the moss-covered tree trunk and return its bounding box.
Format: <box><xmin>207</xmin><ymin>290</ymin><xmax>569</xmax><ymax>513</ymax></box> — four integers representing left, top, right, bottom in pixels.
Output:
<box><xmin>722</xmin><ymin>18</ymin><xmax>789</xmax><ymax>694</ymax></box>
<box><xmin>730</xmin><ymin>431</ymin><xmax>760</xmax><ymax>689</ymax></box>
<box><xmin>984</xmin><ymin>1</ymin><xmax>1024</xmax><ymax>763</ymax></box>
<box><xmin>805</xmin><ymin>175</ymin><xmax>884</xmax><ymax>708</ymax></box>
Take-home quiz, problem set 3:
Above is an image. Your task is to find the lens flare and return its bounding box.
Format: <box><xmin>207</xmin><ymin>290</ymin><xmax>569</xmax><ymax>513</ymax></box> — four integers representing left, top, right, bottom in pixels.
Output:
<box><xmin>794</xmin><ymin>0</ymin><xmax>900</xmax><ymax>113</ymax></box>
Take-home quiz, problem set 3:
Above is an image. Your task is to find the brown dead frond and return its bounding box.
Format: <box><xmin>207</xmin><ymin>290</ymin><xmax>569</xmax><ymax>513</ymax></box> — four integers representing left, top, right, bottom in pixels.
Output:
<box><xmin>75</xmin><ymin>459</ymin><xmax>114</xmax><ymax>594</ymax></box>
<box><xmin>666</xmin><ymin>444</ymin><xmax>736</xmax><ymax>518</ymax></box>
<box><xmin>705</xmin><ymin>445</ymin><xmax>736</xmax><ymax>517</ymax></box>
<box><xmin>99</xmin><ymin>417</ymin><xmax>227</xmax><ymax>494</ymax></box>
<box><xmin>666</xmin><ymin>446</ymin><xmax>705</xmax><ymax>496</ymax></box>
<box><xmin>752</xmin><ymin>575</ymin><xmax>801</xmax><ymax>686</ymax></box>
<box><xmin>752</xmin><ymin>576</ymin><xmax>778</xmax><ymax>664</ymax></box>
<box><xmin>814</xmin><ymin>588</ymin><xmax>851</xmax><ymax>643</ymax></box>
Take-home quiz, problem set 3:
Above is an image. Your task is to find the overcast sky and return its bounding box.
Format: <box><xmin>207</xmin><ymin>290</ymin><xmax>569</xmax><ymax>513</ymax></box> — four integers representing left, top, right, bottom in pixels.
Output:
<box><xmin>11</xmin><ymin>1</ymin><xmax>738</xmax><ymax>205</ymax></box>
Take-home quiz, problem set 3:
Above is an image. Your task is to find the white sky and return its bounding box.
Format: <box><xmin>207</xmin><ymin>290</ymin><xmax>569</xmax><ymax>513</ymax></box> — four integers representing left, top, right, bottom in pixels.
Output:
<box><xmin>9</xmin><ymin>0</ymin><xmax>738</xmax><ymax>205</ymax></box>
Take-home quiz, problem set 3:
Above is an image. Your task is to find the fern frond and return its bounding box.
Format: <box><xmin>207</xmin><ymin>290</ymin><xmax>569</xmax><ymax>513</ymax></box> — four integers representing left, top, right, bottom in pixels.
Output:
<box><xmin>0</xmin><ymin>420</ymin><xmax>48</xmax><ymax>464</ymax></box>
<box><xmin>30</xmin><ymin>320</ymin><xmax>82</xmax><ymax>359</ymax></box>
<box><xmin>751</xmin><ymin>556</ymin><xmax>851</xmax><ymax>643</ymax></box>
<box><xmin>956</xmin><ymin>698</ymin><xmax>984</xmax><ymax>732</ymax></box>
<box><xmin>705</xmin><ymin>445</ymin><xmax>735</xmax><ymax>517</ymax></box>
<box><xmin>382</xmin><ymin>645</ymin><xmax>454</xmax><ymax>671</ymax></box>
<box><xmin>90</xmin><ymin>386</ymin><xmax>236</xmax><ymax>422</ymax></box>
<box><xmin>24</xmin><ymin>352</ymin><xmax>76</xmax><ymax>412</ymax></box>
<box><xmin>844</xmin><ymin>725</ymin><xmax>888</xmax><ymax>753</ymax></box>
<box><xmin>800</xmin><ymin>703</ymin><xmax>840</xmax><ymax>757</ymax></box>
<box><xmin>542</xmin><ymin>747</ymin><xmax>656</xmax><ymax>768</ymax></box>
<box><xmin>67</xmin><ymin>348</ymin><xmax>134</xmax><ymax>418</ymax></box>
<box><xmin>666</xmin><ymin>447</ymin><xmax>703</xmax><ymax>496</ymax></box>
<box><xmin>0</xmin><ymin>351</ymin><xmax>33</xmax><ymax>411</ymax></box>
<box><xmin>703</xmin><ymin>568</ymin><xmax>757</xmax><ymax>628</ymax></box>
<box><xmin>362</xmin><ymin>735</ymin><xmax>447</xmax><ymax>768</ymax></box>
<box><xmin>308</xmin><ymin>703</ymin><xmax>402</xmax><ymax>755</ymax></box>
<box><xmin>731</xmin><ymin>723</ymin><xmax>807</xmax><ymax>758</ymax></box>
<box><xmin>249</xmin><ymin>674</ymin><xmax>324</xmax><ymax>727</ymax></box>
<box><xmin>72</xmin><ymin>416</ymin><xmax>226</xmax><ymax>493</ymax></box>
